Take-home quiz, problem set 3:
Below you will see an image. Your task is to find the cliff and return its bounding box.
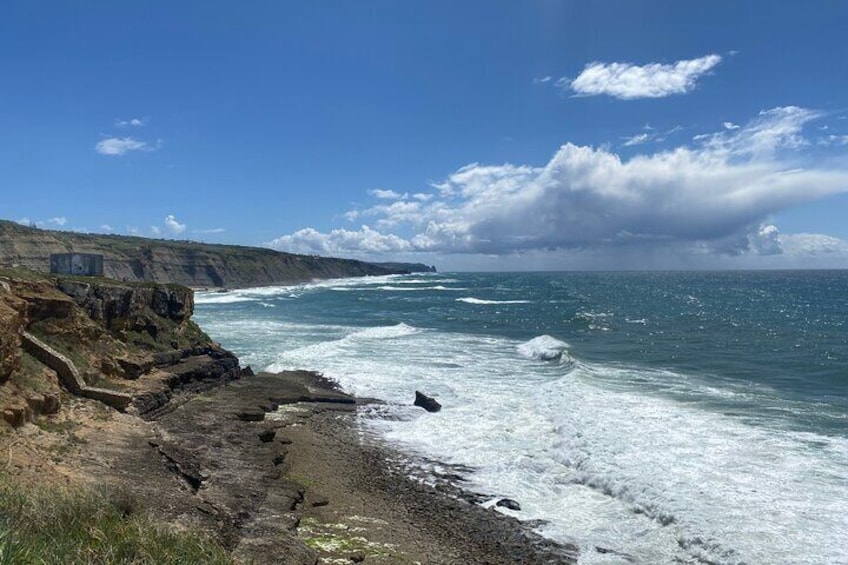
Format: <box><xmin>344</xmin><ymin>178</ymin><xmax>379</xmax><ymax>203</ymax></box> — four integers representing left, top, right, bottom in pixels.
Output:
<box><xmin>0</xmin><ymin>220</ymin><xmax>435</xmax><ymax>288</ymax></box>
<box><xmin>0</xmin><ymin>269</ymin><xmax>241</xmax><ymax>426</ymax></box>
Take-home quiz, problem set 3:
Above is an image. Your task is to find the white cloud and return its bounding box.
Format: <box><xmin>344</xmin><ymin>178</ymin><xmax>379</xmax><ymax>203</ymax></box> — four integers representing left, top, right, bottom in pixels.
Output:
<box><xmin>266</xmin><ymin>106</ymin><xmax>848</xmax><ymax>267</ymax></box>
<box><xmin>698</xmin><ymin>107</ymin><xmax>818</xmax><ymax>159</ymax></box>
<box><xmin>267</xmin><ymin>226</ymin><xmax>413</xmax><ymax>256</ymax></box>
<box><xmin>821</xmin><ymin>134</ymin><xmax>848</xmax><ymax>146</ymax></box>
<box><xmin>781</xmin><ymin>233</ymin><xmax>848</xmax><ymax>256</ymax></box>
<box><xmin>47</xmin><ymin>216</ymin><xmax>67</xmax><ymax>226</ymax></box>
<box><xmin>115</xmin><ymin>117</ymin><xmax>146</xmax><ymax>127</ymax></box>
<box><xmin>164</xmin><ymin>214</ymin><xmax>186</xmax><ymax>235</ymax></box>
<box><xmin>100</xmin><ymin>224</ymin><xmax>114</xmax><ymax>232</ymax></box>
<box><xmin>533</xmin><ymin>76</ymin><xmax>552</xmax><ymax>84</ymax></box>
<box><xmin>623</xmin><ymin>133</ymin><xmax>650</xmax><ymax>146</ymax></box>
<box><xmin>749</xmin><ymin>224</ymin><xmax>783</xmax><ymax>255</ymax></box>
<box><xmin>369</xmin><ymin>189</ymin><xmax>405</xmax><ymax>200</ymax></box>
<box><xmin>95</xmin><ymin>136</ymin><xmax>153</xmax><ymax>156</ymax></box>
<box><xmin>150</xmin><ymin>226</ymin><xmax>161</xmax><ymax>236</ymax></box>
<box><xmin>723</xmin><ymin>122</ymin><xmax>740</xmax><ymax>130</ymax></box>
<box><xmin>567</xmin><ymin>54</ymin><xmax>722</xmax><ymax>99</ymax></box>
<box><xmin>194</xmin><ymin>227</ymin><xmax>226</xmax><ymax>234</ymax></box>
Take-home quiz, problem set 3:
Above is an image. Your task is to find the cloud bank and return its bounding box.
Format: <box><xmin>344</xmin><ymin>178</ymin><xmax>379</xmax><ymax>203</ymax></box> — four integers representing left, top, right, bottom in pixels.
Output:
<box><xmin>267</xmin><ymin>106</ymin><xmax>848</xmax><ymax>267</ymax></box>
<box><xmin>565</xmin><ymin>54</ymin><xmax>721</xmax><ymax>99</ymax></box>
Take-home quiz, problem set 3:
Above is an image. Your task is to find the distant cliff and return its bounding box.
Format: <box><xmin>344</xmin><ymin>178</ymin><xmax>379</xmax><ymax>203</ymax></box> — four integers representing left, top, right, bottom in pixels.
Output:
<box><xmin>0</xmin><ymin>220</ymin><xmax>435</xmax><ymax>288</ymax></box>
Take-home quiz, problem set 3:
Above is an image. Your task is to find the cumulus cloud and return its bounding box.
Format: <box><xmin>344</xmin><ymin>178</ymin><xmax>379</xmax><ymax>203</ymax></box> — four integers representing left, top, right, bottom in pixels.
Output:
<box><xmin>164</xmin><ymin>214</ymin><xmax>186</xmax><ymax>235</ymax></box>
<box><xmin>100</xmin><ymin>224</ymin><xmax>114</xmax><ymax>232</ymax></box>
<box><xmin>567</xmin><ymin>54</ymin><xmax>721</xmax><ymax>99</ymax></box>
<box><xmin>95</xmin><ymin>136</ymin><xmax>153</xmax><ymax>156</ymax></box>
<box><xmin>369</xmin><ymin>189</ymin><xmax>406</xmax><ymax>200</ymax></box>
<box><xmin>749</xmin><ymin>224</ymin><xmax>783</xmax><ymax>255</ymax></box>
<box><xmin>267</xmin><ymin>226</ymin><xmax>413</xmax><ymax>255</ymax></box>
<box><xmin>47</xmin><ymin>217</ymin><xmax>67</xmax><ymax>226</ymax></box>
<box><xmin>781</xmin><ymin>233</ymin><xmax>848</xmax><ymax>256</ymax></box>
<box><xmin>267</xmin><ymin>106</ymin><xmax>848</xmax><ymax>265</ymax></box>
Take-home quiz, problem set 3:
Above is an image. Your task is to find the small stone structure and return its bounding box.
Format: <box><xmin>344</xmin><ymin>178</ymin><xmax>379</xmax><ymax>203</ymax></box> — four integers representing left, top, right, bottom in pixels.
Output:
<box><xmin>50</xmin><ymin>253</ymin><xmax>104</xmax><ymax>276</ymax></box>
<box><xmin>21</xmin><ymin>331</ymin><xmax>132</xmax><ymax>411</ymax></box>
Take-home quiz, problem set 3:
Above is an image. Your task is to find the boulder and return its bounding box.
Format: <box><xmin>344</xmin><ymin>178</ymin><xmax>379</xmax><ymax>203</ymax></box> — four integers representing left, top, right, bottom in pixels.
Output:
<box><xmin>496</xmin><ymin>498</ymin><xmax>521</xmax><ymax>511</ymax></box>
<box><xmin>414</xmin><ymin>390</ymin><xmax>442</xmax><ymax>413</ymax></box>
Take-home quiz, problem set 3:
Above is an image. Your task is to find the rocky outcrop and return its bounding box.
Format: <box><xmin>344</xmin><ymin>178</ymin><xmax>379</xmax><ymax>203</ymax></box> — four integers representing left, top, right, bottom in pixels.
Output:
<box><xmin>0</xmin><ymin>282</ymin><xmax>26</xmax><ymax>383</ymax></box>
<box><xmin>414</xmin><ymin>390</ymin><xmax>442</xmax><ymax>412</ymax></box>
<box><xmin>0</xmin><ymin>220</ymin><xmax>433</xmax><ymax>288</ymax></box>
<box><xmin>132</xmin><ymin>346</ymin><xmax>241</xmax><ymax>419</ymax></box>
<box><xmin>1</xmin><ymin>270</ymin><xmax>240</xmax><ymax>423</ymax></box>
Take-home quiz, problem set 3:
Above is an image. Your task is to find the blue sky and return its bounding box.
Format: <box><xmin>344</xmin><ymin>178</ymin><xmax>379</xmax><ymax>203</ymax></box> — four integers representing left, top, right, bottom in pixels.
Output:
<box><xmin>2</xmin><ymin>1</ymin><xmax>847</xmax><ymax>270</ymax></box>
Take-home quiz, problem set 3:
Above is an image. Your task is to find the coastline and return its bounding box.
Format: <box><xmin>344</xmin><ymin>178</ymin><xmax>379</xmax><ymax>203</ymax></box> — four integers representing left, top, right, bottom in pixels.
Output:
<box><xmin>14</xmin><ymin>369</ymin><xmax>578</xmax><ymax>564</ymax></box>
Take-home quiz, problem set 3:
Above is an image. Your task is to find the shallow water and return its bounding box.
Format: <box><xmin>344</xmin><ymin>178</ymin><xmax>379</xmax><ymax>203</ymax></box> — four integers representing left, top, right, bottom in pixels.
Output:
<box><xmin>195</xmin><ymin>271</ymin><xmax>848</xmax><ymax>564</ymax></box>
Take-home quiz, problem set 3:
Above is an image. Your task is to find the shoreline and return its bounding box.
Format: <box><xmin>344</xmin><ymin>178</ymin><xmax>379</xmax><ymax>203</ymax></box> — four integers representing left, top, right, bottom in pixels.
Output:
<box><xmin>70</xmin><ymin>370</ymin><xmax>579</xmax><ymax>563</ymax></box>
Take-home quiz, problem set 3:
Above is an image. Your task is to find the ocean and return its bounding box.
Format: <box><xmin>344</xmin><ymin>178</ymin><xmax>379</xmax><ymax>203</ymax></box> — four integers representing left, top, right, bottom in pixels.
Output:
<box><xmin>194</xmin><ymin>271</ymin><xmax>848</xmax><ymax>565</ymax></box>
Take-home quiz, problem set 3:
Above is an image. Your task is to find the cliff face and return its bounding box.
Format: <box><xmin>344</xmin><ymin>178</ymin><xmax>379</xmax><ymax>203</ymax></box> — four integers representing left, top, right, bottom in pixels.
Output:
<box><xmin>0</xmin><ymin>283</ymin><xmax>26</xmax><ymax>384</ymax></box>
<box><xmin>0</xmin><ymin>220</ymin><xmax>435</xmax><ymax>288</ymax></box>
<box><xmin>0</xmin><ymin>270</ymin><xmax>241</xmax><ymax>426</ymax></box>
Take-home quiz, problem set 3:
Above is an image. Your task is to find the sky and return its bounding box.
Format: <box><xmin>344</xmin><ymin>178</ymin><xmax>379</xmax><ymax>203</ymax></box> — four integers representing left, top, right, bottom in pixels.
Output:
<box><xmin>2</xmin><ymin>1</ymin><xmax>848</xmax><ymax>271</ymax></box>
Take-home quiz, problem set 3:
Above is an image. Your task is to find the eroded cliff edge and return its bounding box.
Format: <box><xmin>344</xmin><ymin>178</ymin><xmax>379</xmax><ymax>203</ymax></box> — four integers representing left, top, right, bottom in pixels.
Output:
<box><xmin>0</xmin><ymin>269</ymin><xmax>241</xmax><ymax>427</ymax></box>
<box><xmin>0</xmin><ymin>219</ymin><xmax>435</xmax><ymax>288</ymax></box>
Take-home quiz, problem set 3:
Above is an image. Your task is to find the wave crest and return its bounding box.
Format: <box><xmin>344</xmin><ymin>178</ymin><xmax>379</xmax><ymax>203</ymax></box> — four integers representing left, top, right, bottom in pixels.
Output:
<box><xmin>517</xmin><ymin>335</ymin><xmax>571</xmax><ymax>361</ymax></box>
<box><xmin>457</xmin><ymin>297</ymin><xmax>531</xmax><ymax>305</ymax></box>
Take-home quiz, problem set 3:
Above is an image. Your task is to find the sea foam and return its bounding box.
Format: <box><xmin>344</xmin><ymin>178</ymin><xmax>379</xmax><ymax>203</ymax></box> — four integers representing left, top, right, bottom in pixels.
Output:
<box><xmin>517</xmin><ymin>335</ymin><xmax>571</xmax><ymax>362</ymax></box>
<box><xmin>456</xmin><ymin>297</ymin><xmax>531</xmax><ymax>305</ymax></box>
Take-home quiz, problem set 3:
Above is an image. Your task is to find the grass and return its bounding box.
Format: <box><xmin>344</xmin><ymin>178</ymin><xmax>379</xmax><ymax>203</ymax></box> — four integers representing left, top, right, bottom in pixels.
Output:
<box><xmin>0</xmin><ymin>476</ymin><xmax>233</xmax><ymax>564</ymax></box>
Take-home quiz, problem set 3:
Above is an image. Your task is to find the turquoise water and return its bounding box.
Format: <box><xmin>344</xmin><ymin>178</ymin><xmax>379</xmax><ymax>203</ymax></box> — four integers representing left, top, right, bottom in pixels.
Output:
<box><xmin>195</xmin><ymin>271</ymin><xmax>848</xmax><ymax>564</ymax></box>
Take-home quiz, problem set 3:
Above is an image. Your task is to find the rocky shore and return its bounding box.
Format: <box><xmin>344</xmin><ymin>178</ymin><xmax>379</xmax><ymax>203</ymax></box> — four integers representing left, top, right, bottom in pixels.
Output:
<box><xmin>1</xmin><ymin>270</ymin><xmax>578</xmax><ymax>563</ymax></box>
<box><xmin>75</xmin><ymin>370</ymin><xmax>579</xmax><ymax>564</ymax></box>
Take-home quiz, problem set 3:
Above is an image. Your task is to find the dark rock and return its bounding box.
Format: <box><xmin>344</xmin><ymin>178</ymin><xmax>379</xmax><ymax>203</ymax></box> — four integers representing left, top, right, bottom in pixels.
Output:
<box><xmin>349</xmin><ymin>552</ymin><xmax>366</xmax><ymax>563</ymax></box>
<box><xmin>258</xmin><ymin>429</ymin><xmax>276</xmax><ymax>443</ymax></box>
<box><xmin>237</xmin><ymin>408</ymin><xmax>266</xmax><ymax>422</ymax></box>
<box><xmin>2</xmin><ymin>407</ymin><xmax>28</xmax><ymax>428</ymax></box>
<box><xmin>272</xmin><ymin>453</ymin><xmax>286</xmax><ymax>466</ymax></box>
<box><xmin>117</xmin><ymin>356</ymin><xmax>153</xmax><ymax>379</ymax></box>
<box><xmin>310</xmin><ymin>495</ymin><xmax>329</xmax><ymax>507</ymax></box>
<box><xmin>496</xmin><ymin>498</ymin><xmax>521</xmax><ymax>511</ymax></box>
<box><xmin>42</xmin><ymin>393</ymin><xmax>61</xmax><ymax>414</ymax></box>
<box><xmin>241</xmin><ymin>365</ymin><xmax>255</xmax><ymax>377</ymax></box>
<box><xmin>414</xmin><ymin>390</ymin><xmax>441</xmax><ymax>413</ymax></box>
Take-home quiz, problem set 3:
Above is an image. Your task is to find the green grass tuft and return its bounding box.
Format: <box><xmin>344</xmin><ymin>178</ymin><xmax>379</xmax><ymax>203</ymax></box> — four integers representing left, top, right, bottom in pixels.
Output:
<box><xmin>0</xmin><ymin>475</ymin><xmax>233</xmax><ymax>564</ymax></box>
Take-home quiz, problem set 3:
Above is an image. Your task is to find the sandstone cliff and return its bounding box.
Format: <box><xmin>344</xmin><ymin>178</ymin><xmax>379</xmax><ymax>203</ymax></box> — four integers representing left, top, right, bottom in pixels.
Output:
<box><xmin>0</xmin><ymin>220</ymin><xmax>435</xmax><ymax>288</ymax></box>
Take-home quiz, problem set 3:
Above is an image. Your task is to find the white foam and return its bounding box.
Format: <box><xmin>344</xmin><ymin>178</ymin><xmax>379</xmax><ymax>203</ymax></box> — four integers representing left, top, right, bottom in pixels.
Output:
<box><xmin>517</xmin><ymin>335</ymin><xmax>571</xmax><ymax>362</ymax></box>
<box><xmin>456</xmin><ymin>297</ymin><xmax>532</xmax><ymax>305</ymax></box>
<box><xmin>265</xmin><ymin>328</ymin><xmax>848</xmax><ymax>564</ymax></box>
<box><xmin>193</xmin><ymin>292</ymin><xmax>254</xmax><ymax>304</ymax></box>
<box><xmin>197</xmin><ymin>295</ymin><xmax>848</xmax><ymax>565</ymax></box>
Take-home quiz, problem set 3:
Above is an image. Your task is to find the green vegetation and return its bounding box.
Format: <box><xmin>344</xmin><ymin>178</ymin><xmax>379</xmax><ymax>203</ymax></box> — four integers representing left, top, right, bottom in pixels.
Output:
<box><xmin>0</xmin><ymin>476</ymin><xmax>233</xmax><ymax>564</ymax></box>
